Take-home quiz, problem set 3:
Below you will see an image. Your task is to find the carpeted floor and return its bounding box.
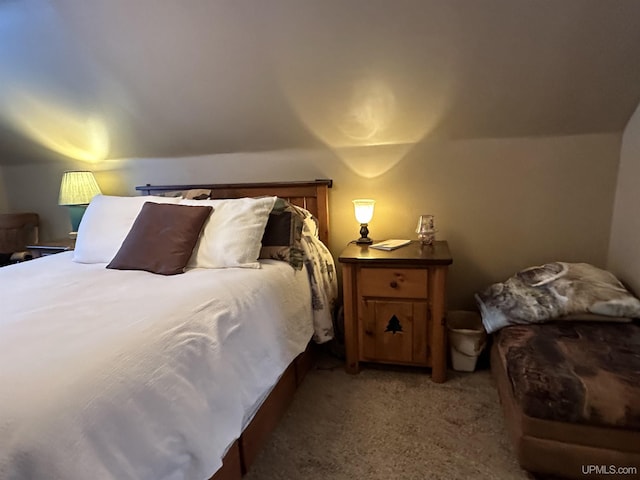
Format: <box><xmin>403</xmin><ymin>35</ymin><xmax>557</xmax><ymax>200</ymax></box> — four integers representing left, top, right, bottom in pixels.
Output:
<box><xmin>245</xmin><ymin>353</ymin><xmax>533</xmax><ymax>480</ymax></box>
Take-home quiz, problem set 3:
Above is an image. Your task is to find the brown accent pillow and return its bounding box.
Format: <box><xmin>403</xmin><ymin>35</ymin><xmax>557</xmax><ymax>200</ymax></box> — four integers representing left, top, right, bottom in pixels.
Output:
<box><xmin>107</xmin><ymin>202</ymin><xmax>212</xmax><ymax>275</ymax></box>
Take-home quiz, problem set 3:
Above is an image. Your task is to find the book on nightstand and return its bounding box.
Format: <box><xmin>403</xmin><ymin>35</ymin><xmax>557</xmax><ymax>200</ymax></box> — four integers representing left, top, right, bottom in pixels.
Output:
<box><xmin>370</xmin><ymin>239</ymin><xmax>411</xmax><ymax>251</ymax></box>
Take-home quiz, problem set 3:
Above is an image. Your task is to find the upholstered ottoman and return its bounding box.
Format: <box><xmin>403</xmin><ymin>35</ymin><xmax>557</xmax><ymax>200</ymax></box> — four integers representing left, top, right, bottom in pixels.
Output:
<box><xmin>491</xmin><ymin>322</ymin><xmax>640</xmax><ymax>479</ymax></box>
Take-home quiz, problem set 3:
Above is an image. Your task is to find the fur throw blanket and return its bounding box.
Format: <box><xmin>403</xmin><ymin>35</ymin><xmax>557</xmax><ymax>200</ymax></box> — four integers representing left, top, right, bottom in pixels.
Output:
<box><xmin>476</xmin><ymin>262</ymin><xmax>640</xmax><ymax>334</ymax></box>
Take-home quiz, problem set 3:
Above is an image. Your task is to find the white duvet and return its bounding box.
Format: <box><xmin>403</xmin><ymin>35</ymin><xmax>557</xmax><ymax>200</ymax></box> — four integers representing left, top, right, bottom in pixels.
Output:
<box><xmin>0</xmin><ymin>253</ymin><xmax>313</xmax><ymax>480</ymax></box>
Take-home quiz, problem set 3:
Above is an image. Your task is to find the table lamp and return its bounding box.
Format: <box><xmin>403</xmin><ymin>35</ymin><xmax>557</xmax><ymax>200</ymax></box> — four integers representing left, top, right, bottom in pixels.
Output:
<box><xmin>353</xmin><ymin>199</ymin><xmax>375</xmax><ymax>244</ymax></box>
<box><xmin>58</xmin><ymin>171</ymin><xmax>102</xmax><ymax>236</ymax></box>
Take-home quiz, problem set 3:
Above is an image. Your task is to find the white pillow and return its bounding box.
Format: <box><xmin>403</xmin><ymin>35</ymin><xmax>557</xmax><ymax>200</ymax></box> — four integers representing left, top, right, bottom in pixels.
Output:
<box><xmin>180</xmin><ymin>196</ymin><xmax>277</xmax><ymax>268</ymax></box>
<box><xmin>73</xmin><ymin>195</ymin><xmax>181</xmax><ymax>264</ymax></box>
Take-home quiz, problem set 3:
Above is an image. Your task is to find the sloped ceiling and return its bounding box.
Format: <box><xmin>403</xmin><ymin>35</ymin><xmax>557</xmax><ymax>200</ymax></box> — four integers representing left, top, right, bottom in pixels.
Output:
<box><xmin>1</xmin><ymin>0</ymin><xmax>640</xmax><ymax>164</ymax></box>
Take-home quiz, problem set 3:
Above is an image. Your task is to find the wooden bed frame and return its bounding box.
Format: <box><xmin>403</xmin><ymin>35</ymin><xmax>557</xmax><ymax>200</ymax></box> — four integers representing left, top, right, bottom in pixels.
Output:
<box><xmin>136</xmin><ymin>179</ymin><xmax>332</xmax><ymax>247</ymax></box>
<box><xmin>136</xmin><ymin>179</ymin><xmax>333</xmax><ymax>480</ymax></box>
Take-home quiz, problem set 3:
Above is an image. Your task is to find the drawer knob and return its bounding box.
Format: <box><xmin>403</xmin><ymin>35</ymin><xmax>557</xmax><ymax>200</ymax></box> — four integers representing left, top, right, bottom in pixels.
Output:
<box><xmin>389</xmin><ymin>280</ymin><xmax>398</xmax><ymax>289</ymax></box>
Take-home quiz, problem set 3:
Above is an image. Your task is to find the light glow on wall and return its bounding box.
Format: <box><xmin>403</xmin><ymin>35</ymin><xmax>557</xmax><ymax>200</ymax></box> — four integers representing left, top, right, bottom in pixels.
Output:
<box><xmin>278</xmin><ymin>72</ymin><xmax>451</xmax><ymax>178</ymax></box>
<box><xmin>258</xmin><ymin>2</ymin><xmax>459</xmax><ymax>179</ymax></box>
<box><xmin>2</xmin><ymin>89</ymin><xmax>110</xmax><ymax>163</ymax></box>
<box><xmin>337</xmin><ymin>78</ymin><xmax>397</xmax><ymax>143</ymax></box>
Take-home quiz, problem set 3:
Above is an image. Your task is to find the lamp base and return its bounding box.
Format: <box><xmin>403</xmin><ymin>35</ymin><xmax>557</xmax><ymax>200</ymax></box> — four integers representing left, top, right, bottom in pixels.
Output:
<box><xmin>356</xmin><ymin>223</ymin><xmax>372</xmax><ymax>244</ymax></box>
<box><xmin>67</xmin><ymin>205</ymin><xmax>88</xmax><ymax>233</ymax></box>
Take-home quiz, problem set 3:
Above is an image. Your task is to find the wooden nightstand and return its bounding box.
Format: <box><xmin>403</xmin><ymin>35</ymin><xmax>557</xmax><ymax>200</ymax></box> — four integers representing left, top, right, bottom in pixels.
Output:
<box><xmin>27</xmin><ymin>238</ymin><xmax>76</xmax><ymax>259</ymax></box>
<box><xmin>339</xmin><ymin>240</ymin><xmax>453</xmax><ymax>383</ymax></box>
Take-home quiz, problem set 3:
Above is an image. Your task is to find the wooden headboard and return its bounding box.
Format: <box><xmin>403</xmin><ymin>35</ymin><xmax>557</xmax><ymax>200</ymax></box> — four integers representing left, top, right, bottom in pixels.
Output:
<box><xmin>135</xmin><ymin>179</ymin><xmax>333</xmax><ymax>246</ymax></box>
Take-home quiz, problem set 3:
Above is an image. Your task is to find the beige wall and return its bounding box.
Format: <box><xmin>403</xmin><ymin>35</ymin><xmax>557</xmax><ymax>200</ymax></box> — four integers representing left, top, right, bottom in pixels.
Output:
<box><xmin>608</xmin><ymin>103</ymin><xmax>640</xmax><ymax>294</ymax></box>
<box><xmin>2</xmin><ymin>1</ymin><xmax>640</xmax><ymax>166</ymax></box>
<box><xmin>4</xmin><ymin>132</ymin><xmax>621</xmax><ymax>309</ymax></box>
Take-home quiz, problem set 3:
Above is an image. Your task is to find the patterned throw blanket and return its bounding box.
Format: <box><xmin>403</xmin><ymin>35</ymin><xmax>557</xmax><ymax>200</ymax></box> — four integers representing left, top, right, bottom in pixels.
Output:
<box><xmin>476</xmin><ymin>262</ymin><xmax>640</xmax><ymax>334</ymax></box>
<box><xmin>300</xmin><ymin>213</ymin><xmax>337</xmax><ymax>343</ymax></box>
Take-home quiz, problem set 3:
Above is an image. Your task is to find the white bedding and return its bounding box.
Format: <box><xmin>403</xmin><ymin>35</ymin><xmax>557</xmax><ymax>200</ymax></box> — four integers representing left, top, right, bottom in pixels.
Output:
<box><xmin>0</xmin><ymin>252</ymin><xmax>313</xmax><ymax>480</ymax></box>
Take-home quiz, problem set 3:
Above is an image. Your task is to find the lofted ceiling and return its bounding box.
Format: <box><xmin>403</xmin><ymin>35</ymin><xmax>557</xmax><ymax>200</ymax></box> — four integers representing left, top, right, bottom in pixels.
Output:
<box><xmin>1</xmin><ymin>0</ymin><xmax>640</xmax><ymax>165</ymax></box>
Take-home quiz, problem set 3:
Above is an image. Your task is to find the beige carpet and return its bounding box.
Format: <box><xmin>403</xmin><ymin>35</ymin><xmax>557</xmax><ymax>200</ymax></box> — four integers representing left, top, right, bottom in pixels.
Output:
<box><xmin>245</xmin><ymin>354</ymin><xmax>533</xmax><ymax>480</ymax></box>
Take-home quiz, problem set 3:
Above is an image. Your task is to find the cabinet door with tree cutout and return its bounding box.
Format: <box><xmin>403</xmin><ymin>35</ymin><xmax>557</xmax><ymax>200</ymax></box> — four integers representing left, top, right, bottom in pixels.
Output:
<box><xmin>359</xmin><ymin>299</ymin><xmax>429</xmax><ymax>365</ymax></box>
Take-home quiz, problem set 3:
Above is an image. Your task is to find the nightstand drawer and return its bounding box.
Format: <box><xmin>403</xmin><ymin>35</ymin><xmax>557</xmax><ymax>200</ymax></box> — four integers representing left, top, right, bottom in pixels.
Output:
<box><xmin>358</xmin><ymin>267</ymin><xmax>428</xmax><ymax>299</ymax></box>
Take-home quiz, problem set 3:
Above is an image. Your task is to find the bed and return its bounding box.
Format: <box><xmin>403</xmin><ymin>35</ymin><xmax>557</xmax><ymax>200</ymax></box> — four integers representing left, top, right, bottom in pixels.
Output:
<box><xmin>0</xmin><ymin>179</ymin><xmax>334</xmax><ymax>480</ymax></box>
<box><xmin>476</xmin><ymin>262</ymin><xmax>640</xmax><ymax>479</ymax></box>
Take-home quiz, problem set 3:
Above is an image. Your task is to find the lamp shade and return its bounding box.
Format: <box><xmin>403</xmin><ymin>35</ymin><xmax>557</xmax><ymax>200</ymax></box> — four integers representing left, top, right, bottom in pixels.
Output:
<box><xmin>58</xmin><ymin>171</ymin><xmax>102</xmax><ymax>205</ymax></box>
<box><xmin>353</xmin><ymin>199</ymin><xmax>375</xmax><ymax>224</ymax></box>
